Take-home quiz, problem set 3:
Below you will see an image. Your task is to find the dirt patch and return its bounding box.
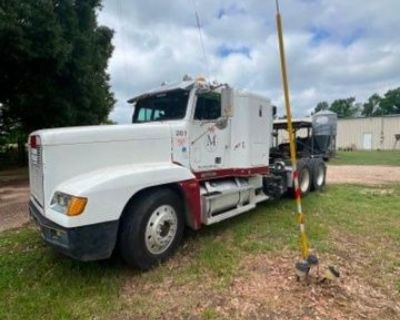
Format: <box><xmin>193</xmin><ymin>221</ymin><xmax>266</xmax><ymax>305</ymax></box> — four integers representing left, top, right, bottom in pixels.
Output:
<box><xmin>229</xmin><ymin>252</ymin><xmax>400</xmax><ymax>320</ymax></box>
<box><xmin>117</xmin><ymin>248</ymin><xmax>400</xmax><ymax>320</ymax></box>
<box><xmin>0</xmin><ymin>169</ymin><xmax>30</xmax><ymax>232</ymax></box>
<box><xmin>328</xmin><ymin>165</ymin><xmax>400</xmax><ymax>185</ymax></box>
<box><xmin>118</xmin><ymin>271</ymin><xmax>221</xmax><ymax>320</ymax></box>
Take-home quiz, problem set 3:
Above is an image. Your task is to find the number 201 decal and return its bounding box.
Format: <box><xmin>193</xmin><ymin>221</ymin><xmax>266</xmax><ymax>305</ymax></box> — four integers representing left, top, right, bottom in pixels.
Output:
<box><xmin>175</xmin><ymin>130</ymin><xmax>187</xmax><ymax>137</ymax></box>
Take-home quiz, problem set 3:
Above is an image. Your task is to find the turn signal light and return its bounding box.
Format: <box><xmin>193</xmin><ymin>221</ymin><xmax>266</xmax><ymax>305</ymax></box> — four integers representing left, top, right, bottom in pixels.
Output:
<box><xmin>67</xmin><ymin>197</ymin><xmax>88</xmax><ymax>216</ymax></box>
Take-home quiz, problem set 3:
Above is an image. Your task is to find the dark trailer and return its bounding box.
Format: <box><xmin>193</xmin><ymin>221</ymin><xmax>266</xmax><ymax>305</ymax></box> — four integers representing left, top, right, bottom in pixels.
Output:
<box><xmin>270</xmin><ymin>111</ymin><xmax>337</xmax><ymax>163</ymax></box>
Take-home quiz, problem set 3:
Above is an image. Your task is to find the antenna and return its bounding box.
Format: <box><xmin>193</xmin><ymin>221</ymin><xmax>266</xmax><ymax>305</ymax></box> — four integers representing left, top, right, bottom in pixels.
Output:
<box><xmin>190</xmin><ymin>0</ymin><xmax>211</xmax><ymax>80</ymax></box>
<box><xmin>275</xmin><ymin>0</ymin><xmax>280</xmax><ymax>13</ymax></box>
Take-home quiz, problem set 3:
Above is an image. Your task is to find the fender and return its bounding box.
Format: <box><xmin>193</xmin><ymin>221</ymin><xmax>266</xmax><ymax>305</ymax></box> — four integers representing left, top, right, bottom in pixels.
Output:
<box><xmin>46</xmin><ymin>163</ymin><xmax>196</xmax><ymax>228</ymax></box>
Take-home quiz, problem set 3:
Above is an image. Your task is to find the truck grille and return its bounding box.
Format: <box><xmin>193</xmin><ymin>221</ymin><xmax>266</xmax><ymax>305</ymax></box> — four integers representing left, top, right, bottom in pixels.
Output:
<box><xmin>29</xmin><ymin>146</ymin><xmax>44</xmax><ymax>206</ymax></box>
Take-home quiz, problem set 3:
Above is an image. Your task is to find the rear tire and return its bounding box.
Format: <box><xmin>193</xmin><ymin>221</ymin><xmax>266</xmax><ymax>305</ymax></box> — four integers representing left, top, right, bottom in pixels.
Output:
<box><xmin>118</xmin><ymin>189</ymin><xmax>184</xmax><ymax>270</ymax></box>
<box><xmin>310</xmin><ymin>158</ymin><xmax>326</xmax><ymax>191</ymax></box>
<box><xmin>297</xmin><ymin>159</ymin><xmax>311</xmax><ymax>196</ymax></box>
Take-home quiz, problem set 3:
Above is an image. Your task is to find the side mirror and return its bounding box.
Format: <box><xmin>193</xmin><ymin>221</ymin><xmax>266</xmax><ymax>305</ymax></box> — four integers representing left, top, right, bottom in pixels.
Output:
<box><xmin>215</xmin><ymin>116</ymin><xmax>228</xmax><ymax>130</ymax></box>
<box><xmin>272</xmin><ymin>105</ymin><xmax>277</xmax><ymax>118</ymax></box>
<box><xmin>221</xmin><ymin>87</ymin><xmax>234</xmax><ymax>117</ymax></box>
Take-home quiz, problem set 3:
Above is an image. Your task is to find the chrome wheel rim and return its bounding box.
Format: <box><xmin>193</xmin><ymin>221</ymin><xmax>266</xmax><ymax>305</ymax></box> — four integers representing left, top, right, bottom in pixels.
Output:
<box><xmin>300</xmin><ymin>169</ymin><xmax>310</xmax><ymax>193</ymax></box>
<box><xmin>316</xmin><ymin>165</ymin><xmax>325</xmax><ymax>186</ymax></box>
<box><xmin>145</xmin><ymin>205</ymin><xmax>178</xmax><ymax>255</ymax></box>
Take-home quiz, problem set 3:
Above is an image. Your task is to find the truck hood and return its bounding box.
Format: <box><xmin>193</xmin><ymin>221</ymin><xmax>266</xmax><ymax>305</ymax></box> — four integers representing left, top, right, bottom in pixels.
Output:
<box><xmin>32</xmin><ymin>123</ymin><xmax>172</xmax><ymax>146</ymax></box>
<box><xmin>28</xmin><ymin>123</ymin><xmax>174</xmax><ymax>212</ymax></box>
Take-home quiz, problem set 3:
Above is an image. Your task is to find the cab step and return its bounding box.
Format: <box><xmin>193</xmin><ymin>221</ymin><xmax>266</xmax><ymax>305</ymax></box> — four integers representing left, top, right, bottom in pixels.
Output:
<box><xmin>203</xmin><ymin>203</ymin><xmax>256</xmax><ymax>225</ymax></box>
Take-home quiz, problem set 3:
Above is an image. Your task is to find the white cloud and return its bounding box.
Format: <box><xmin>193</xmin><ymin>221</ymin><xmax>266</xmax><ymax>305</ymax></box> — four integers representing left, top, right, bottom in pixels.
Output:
<box><xmin>98</xmin><ymin>0</ymin><xmax>400</xmax><ymax>123</ymax></box>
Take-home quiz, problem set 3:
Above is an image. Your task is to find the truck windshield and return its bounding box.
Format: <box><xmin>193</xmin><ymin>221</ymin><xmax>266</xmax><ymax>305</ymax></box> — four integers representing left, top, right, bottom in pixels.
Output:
<box><xmin>132</xmin><ymin>89</ymin><xmax>189</xmax><ymax>123</ymax></box>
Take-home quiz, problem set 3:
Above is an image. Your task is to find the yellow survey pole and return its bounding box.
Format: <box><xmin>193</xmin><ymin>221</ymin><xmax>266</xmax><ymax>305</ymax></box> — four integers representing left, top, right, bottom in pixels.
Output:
<box><xmin>275</xmin><ymin>0</ymin><xmax>309</xmax><ymax>259</ymax></box>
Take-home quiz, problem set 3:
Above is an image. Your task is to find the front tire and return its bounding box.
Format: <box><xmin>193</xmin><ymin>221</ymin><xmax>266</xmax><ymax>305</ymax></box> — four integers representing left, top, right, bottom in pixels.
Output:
<box><xmin>118</xmin><ymin>189</ymin><xmax>184</xmax><ymax>270</ymax></box>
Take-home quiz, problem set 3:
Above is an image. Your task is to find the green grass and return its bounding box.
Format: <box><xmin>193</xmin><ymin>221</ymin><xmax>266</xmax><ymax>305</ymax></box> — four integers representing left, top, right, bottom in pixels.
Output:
<box><xmin>1</xmin><ymin>184</ymin><xmax>400</xmax><ymax>319</ymax></box>
<box><xmin>331</xmin><ymin>150</ymin><xmax>400</xmax><ymax>166</ymax></box>
<box><xmin>201</xmin><ymin>308</ymin><xmax>219</xmax><ymax>319</ymax></box>
<box><xmin>0</xmin><ymin>228</ymin><xmax>124</xmax><ymax>320</ymax></box>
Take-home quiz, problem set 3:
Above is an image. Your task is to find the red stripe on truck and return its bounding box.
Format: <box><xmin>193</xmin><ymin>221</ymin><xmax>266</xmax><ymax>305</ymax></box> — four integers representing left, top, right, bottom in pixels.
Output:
<box><xmin>194</xmin><ymin>166</ymin><xmax>269</xmax><ymax>181</ymax></box>
<box><xmin>179</xmin><ymin>179</ymin><xmax>202</xmax><ymax>230</ymax></box>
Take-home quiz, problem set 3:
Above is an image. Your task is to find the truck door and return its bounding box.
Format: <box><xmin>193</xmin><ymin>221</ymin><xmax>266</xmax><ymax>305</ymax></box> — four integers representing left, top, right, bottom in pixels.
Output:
<box><xmin>189</xmin><ymin>92</ymin><xmax>229</xmax><ymax>172</ymax></box>
<box><xmin>250</xmin><ymin>101</ymin><xmax>271</xmax><ymax>166</ymax></box>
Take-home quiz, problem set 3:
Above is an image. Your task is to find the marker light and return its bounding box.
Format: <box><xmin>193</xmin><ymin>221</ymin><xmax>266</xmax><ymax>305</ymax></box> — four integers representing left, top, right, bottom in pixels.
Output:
<box><xmin>195</xmin><ymin>75</ymin><xmax>206</xmax><ymax>82</ymax></box>
<box><xmin>29</xmin><ymin>135</ymin><xmax>41</xmax><ymax>148</ymax></box>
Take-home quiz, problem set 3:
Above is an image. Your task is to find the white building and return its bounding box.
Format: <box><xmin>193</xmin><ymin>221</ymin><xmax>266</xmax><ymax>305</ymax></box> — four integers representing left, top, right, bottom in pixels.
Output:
<box><xmin>336</xmin><ymin>115</ymin><xmax>400</xmax><ymax>150</ymax></box>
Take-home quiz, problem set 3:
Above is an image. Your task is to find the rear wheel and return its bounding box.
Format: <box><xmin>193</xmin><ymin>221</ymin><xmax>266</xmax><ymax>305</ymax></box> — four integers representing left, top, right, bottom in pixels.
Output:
<box><xmin>297</xmin><ymin>159</ymin><xmax>311</xmax><ymax>196</ymax></box>
<box><xmin>287</xmin><ymin>159</ymin><xmax>312</xmax><ymax>197</ymax></box>
<box><xmin>118</xmin><ymin>189</ymin><xmax>184</xmax><ymax>270</ymax></box>
<box><xmin>310</xmin><ymin>158</ymin><xmax>326</xmax><ymax>191</ymax></box>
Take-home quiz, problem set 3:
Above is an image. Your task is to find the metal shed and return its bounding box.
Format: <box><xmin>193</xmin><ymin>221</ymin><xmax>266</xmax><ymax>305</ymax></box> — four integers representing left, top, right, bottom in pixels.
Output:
<box><xmin>336</xmin><ymin>115</ymin><xmax>400</xmax><ymax>150</ymax></box>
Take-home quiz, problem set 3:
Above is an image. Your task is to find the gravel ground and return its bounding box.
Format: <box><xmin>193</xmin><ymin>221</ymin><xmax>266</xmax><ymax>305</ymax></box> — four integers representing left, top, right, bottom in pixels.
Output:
<box><xmin>0</xmin><ymin>179</ymin><xmax>30</xmax><ymax>232</ymax></box>
<box><xmin>328</xmin><ymin>165</ymin><xmax>400</xmax><ymax>185</ymax></box>
<box><xmin>1</xmin><ymin>165</ymin><xmax>399</xmax><ymax>232</ymax></box>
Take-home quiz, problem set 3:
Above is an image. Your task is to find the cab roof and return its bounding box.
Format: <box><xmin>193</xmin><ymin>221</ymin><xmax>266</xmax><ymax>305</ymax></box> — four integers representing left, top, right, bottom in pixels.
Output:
<box><xmin>127</xmin><ymin>80</ymin><xmax>195</xmax><ymax>104</ymax></box>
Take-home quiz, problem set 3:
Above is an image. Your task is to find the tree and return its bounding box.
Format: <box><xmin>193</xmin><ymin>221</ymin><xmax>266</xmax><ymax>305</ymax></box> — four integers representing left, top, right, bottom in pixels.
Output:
<box><xmin>0</xmin><ymin>0</ymin><xmax>115</xmax><ymax>161</ymax></box>
<box><xmin>311</xmin><ymin>88</ymin><xmax>400</xmax><ymax>120</ymax></box>
<box><xmin>362</xmin><ymin>93</ymin><xmax>381</xmax><ymax>116</ymax></box>
<box><xmin>377</xmin><ymin>88</ymin><xmax>400</xmax><ymax>115</ymax></box>
<box><xmin>313</xmin><ymin>101</ymin><xmax>329</xmax><ymax>114</ymax></box>
<box><xmin>329</xmin><ymin>97</ymin><xmax>358</xmax><ymax>118</ymax></box>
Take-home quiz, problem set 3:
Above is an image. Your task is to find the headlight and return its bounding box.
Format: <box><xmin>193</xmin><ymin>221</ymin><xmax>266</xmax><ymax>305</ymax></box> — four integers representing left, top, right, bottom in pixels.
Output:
<box><xmin>51</xmin><ymin>191</ymin><xmax>87</xmax><ymax>216</ymax></box>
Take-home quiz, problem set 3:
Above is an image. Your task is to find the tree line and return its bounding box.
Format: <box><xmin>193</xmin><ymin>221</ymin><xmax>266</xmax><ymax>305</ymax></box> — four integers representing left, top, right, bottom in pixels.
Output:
<box><xmin>0</xmin><ymin>0</ymin><xmax>115</xmax><ymax>164</ymax></box>
<box><xmin>313</xmin><ymin>87</ymin><xmax>400</xmax><ymax>118</ymax></box>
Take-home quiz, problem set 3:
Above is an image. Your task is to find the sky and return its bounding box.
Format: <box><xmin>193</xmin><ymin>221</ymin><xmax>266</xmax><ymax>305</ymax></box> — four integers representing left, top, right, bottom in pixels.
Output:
<box><xmin>98</xmin><ymin>0</ymin><xmax>400</xmax><ymax>123</ymax></box>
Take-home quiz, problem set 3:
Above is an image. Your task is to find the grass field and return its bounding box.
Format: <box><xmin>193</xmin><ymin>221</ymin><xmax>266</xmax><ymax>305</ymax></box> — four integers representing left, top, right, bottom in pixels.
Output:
<box><xmin>332</xmin><ymin>150</ymin><xmax>400</xmax><ymax>166</ymax></box>
<box><xmin>1</xmin><ymin>184</ymin><xmax>400</xmax><ymax>319</ymax></box>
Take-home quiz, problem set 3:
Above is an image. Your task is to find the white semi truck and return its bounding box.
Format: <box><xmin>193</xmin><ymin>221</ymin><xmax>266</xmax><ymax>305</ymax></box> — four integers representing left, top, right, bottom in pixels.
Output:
<box><xmin>28</xmin><ymin>77</ymin><xmax>327</xmax><ymax>270</ymax></box>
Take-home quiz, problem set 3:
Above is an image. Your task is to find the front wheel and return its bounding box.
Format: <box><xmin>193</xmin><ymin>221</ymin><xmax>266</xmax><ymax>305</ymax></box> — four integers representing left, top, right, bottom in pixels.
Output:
<box><xmin>118</xmin><ymin>189</ymin><xmax>184</xmax><ymax>270</ymax></box>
